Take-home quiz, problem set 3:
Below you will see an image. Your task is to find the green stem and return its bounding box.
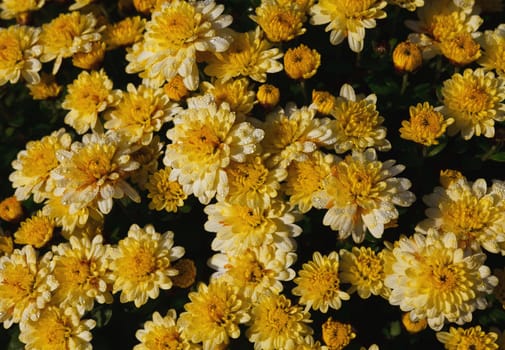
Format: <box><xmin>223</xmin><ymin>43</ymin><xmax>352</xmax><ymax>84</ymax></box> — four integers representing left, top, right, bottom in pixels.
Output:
<box><xmin>481</xmin><ymin>144</ymin><xmax>497</xmax><ymax>162</ymax></box>
<box><xmin>400</xmin><ymin>73</ymin><xmax>409</xmax><ymax>95</ymax></box>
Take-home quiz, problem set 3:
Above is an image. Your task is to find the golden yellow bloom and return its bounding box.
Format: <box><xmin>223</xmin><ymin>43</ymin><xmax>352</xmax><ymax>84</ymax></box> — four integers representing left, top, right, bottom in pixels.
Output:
<box><xmin>439</xmin><ymin>31</ymin><xmax>481</xmax><ymax>66</ymax></box>
<box><xmin>132</xmin><ymin>0</ymin><xmax>156</xmax><ymax>14</ymax></box>
<box><xmin>311</xmin><ymin>90</ymin><xmax>336</xmax><ymax>115</ymax></box>
<box><xmin>27</xmin><ymin>72</ymin><xmax>62</xmax><ymax>100</ymax></box>
<box><xmin>50</xmin><ymin>132</ymin><xmax>140</xmax><ymax>215</ymax></box>
<box><xmin>0</xmin><ymin>25</ymin><xmax>42</xmax><ymax>86</ymax></box>
<box><xmin>204</xmin><ymin>27</ymin><xmax>283</xmax><ymax>83</ymax></box>
<box><xmin>322</xmin><ymin>318</ymin><xmax>356</xmax><ymax>350</ymax></box>
<box><xmin>293</xmin><ymin>251</ymin><xmax>350</xmax><ymax>313</ymax></box>
<box><xmin>384</xmin><ymin>231</ymin><xmax>498</xmax><ymax>331</ymax></box>
<box><xmin>51</xmin><ymin>235</ymin><xmax>113</xmax><ymax>315</ymax></box>
<box><xmin>399</xmin><ymin>102</ymin><xmax>454</xmax><ymax>146</ymax></box>
<box><xmin>251</xmin><ymin>1</ymin><xmax>307</xmax><ymax>42</ymax></box>
<box><xmin>145</xmin><ymin>167</ymin><xmax>187</xmax><ymax>213</ymax></box>
<box><xmin>9</xmin><ymin>128</ymin><xmax>71</xmax><ymax>203</ymax></box>
<box><xmin>310</xmin><ymin>0</ymin><xmax>387</xmax><ymax>52</ymax></box>
<box><xmin>172</xmin><ymin>258</ymin><xmax>197</xmax><ymax>288</ymax></box>
<box><xmin>162</xmin><ymin>75</ymin><xmax>189</xmax><ymax>102</ymax></box>
<box><xmin>72</xmin><ymin>40</ymin><xmax>106</xmax><ymax>70</ymax></box>
<box><xmin>0</xmin><ymin>0</ymin><xmax>44</xmax><ymax>20</ymax></box>
<box><xmin>134</xmin><ymin>309</ymin><xmax>198</xmax><ymax>350</ymax></box>
<box><xmin>19</xmin><ymin>305</ymin><xmax>96</xmax><ymax>350</ymax></box>
<box><xmin>14</xmin><ymin>210</ymin><xmax>54</xmax><ymax>248</ymax></box>
<box><xmin>0</xmin><ymin>245</ymin><xmax>57</xmax><ymax>328</ymax></box>
<box><xmin>284</xmin><ymin>44</ymin><xmax>321</xmax><ymax>80</ymax></box>
<box><xmin>109</xmin><ymin>224</ymin><xmax>184</xmax><ymax>307</ymax></box>
<box><xmin>437</xmin><ymin>326</ymin><xmax>499</xmax><ymax>350</ymax></box>
<box><xmin>257</xmin><ymin>84</ymin><xmax>280</xmax><ymax>109</ymax></box>
<box><xmin>331</xmin><ymin>84</ymin><xmax>390</xmax><ymax>153</ymax></box>
<box><xmin>417</xmin><ymin>178</ymin><xmax>505</xmax><ymax>254</ymax></box>
<box><xmin>315</xmin><ymin>148</ymin><xmax>415</xmax><ymax>243</ymax></box>
<box><xmin>441</xmin><ymin>68</ymin><xmax>505</xmax><ymax>139</ymax></box>
<box><xmin>104</xmin><ymin>83</ymin><xmax>180</xmax><ymax>145</ymax></box>
<box><xmin>392</xmin><ymin>41</ymin><xmax>423</xmax><ymax>72</ymax></box>
<box><xmin>339</xmin><ymin>246</ymin><xmax>389</xmax><ymax>299</ymax></box>
<box><xmin>39</xmin><ymin>11</ymin><xmax>103</xmax><ymax>74</ymax></box>
<box><xmin>246</xmin><ymin>292</ymin><xmax>313</xmax><ymax>349</ymax></box>
<box><xmin>178</xmin><ymin>279</ymin><xmax>250</xmax><ymax>350</ymax></box>
<box><xmin>62</xmin><ymin>69</ymin><xmax>120</xmax><ymax>134</ymax></box>
<box><xmin>0</xmin><ymin>235</ymin><xmax>13</xmax><ymax>255</ymax></box>
<box><xmin>387</xmin><ymin>0</ymin><xmax>424</xmax><ymax>11</ymax></box>
<box><xmin>201</xmin><ymin>78</ymin><xmax>255</xmax><ymax>118</ymax></box>
<box><xmin>284</xmin><ymin>150</ymin><xmax>335</xmax><ymax>213</ymax></box>
<box><xmin>439</xmin><ymin>169</ymin><xmax>465</xmax><ymax>188</ymax></box>
<box><xmin>103</xmin><ymin>16</ymin><xmax>146</xmax><ymax>50</ymax></box>
<box><xmin>478</xmin><ymin>24</ymin><xmax>505</xmax><ymax>78</ymax></box>
<box><xmin>401</xmin><ymin>312</ymin><xmax>427</xmax><ymax>333</ymax></box>
<box><xmin>0</xmin><ymin>196</ymin><xmax>23</xmax><ymax>222</ymax></box>
<box><xmin>126</xmin><ymin>0</ymin><xmax>232</xmax><ymax>90</ymax></box>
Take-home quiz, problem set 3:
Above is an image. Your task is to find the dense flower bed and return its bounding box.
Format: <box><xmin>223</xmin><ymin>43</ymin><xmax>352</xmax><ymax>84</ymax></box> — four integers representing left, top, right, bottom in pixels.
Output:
<box><xmin>1</xmin><ymin>0</ymin><xmax>505</xmax><ymax>349</ymax></box>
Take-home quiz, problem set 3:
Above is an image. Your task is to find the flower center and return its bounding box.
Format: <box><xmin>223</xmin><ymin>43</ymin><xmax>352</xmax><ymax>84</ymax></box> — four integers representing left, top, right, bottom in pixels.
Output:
<box><xmin>148</xmin><ymin>329</ymin><xmax>182</xmax><ymax>350</ymax></box>
<box><xmin>0</xmin><ymin>263</ymin><xmax>34</xmax><ymax>300</ymax></box>
<box><xmin>23</xmin><ymin>142</ymin><xmax>59</xmax><ymax>178</ymax></box>
<box><xmin>459</xmin><ymin>85</ymin><xmax>491</xmax><ymax>115</ymax></box>
<box><xmin>0</xmin><ymin>32</ymin><xmax>22</xmax><ymax>69</ymax></box>
<box><xmin>152</xmin><ymin>3</ymin><xmax>199</xmax><ymax>50</ymax></box>
<box><xmin>184</xmin><ymin>125</ymin><xmax>221</xmax><ymax>157</ymax></box>
<box><xmin>227</xmin><ymin>160</ymin><xmax>268</xmax><ymax>193</ymax></box>
<box><xmin>335</xmin><ymin>100</ymin><xmax>380</xmax><ymax>138</ymax></box>
<box><xmin>340</xmin><ymin>0</ymin><xmax>376</xmax><ymax>14</ymax></box>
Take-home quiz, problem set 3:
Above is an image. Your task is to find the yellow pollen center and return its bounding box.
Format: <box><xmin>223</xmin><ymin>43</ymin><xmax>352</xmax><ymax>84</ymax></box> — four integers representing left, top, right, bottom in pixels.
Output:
<box><xmin>23</xmin><ymin>142</ymin><xmax>59</xmax><ymax>177</ymax></box>
<box><xmin>430</xmin><ymin>263</ymin><xmax>458</xmax><ymax>292</ymax></box>
<box><xmin>338</xmin><ymin>100</ymin><xmax>379</xmax><ymax>138</ymax></box>
<box><xmin>154</xmin><ymin>4</ymin><xmax>199</xmax><ymax>50</ymax></box>
<box><xmin>228</xmin><ymin>161</ymin><xmax>268</xmax><ymax>192</ymax></box>
<box><xmin>185</xmin><ymin>125</ymin><xmax>221</xmax><ymax>157</ymax></box>
<box><xmin>0</xmin><ymin>263</ymin><xmax>34</xmax><ymax>299</ymax></box>
<box><xmin>0</xmin><ymin>33</ymin><xmax>22</xmax><ymax>69</ymax></box>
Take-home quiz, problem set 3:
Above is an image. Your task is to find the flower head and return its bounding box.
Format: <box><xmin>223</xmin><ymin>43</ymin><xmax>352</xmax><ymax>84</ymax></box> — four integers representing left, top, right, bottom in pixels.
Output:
<box><xmin>0</xmin><ymin>0</ymin><xmax>44</xmax><ymax>21</ymax></box>
<box><xmin>292</xmin><ymin>251</ymin><xmax>350</xmax><ymax>313</ymax></box>
<box><xmin>439</xmin><ymin>31</ymin><xmax>481</xmax><ymax>66</ymax></box>
<box><xmin>200</xmin><ymin>78</ymin><xmax>256</xmax><ymax>118</ymax></box>
<box><xmin>145</xmin><ymin>167</ymin><xmax>187</xmax><ymax>213</ymax></box>
<box><xmin>178</xmin><ymin>279</ymin><xmax>250</xmax><ymax>350</ymax></box>
<box><xmin>103</xmin><ymin>16</ymin><xmax>146</xmax><ymax>50</ymax></box>
<box><xmin>478</xmin><ymin>24</ymin><xmax>505</xmax><ymax>77</ymax></box>
<box><xmin>436</xmin><ymin>326</ymin><xmax>499</xmax><ymax>350</ymax></box>
<box><xmin>384</xmin><ymin>231</ymin><xmax>498</xmax><ymax>331</ymax></box>
<box><xmin>257</xmin><ymin>84</ymin><xmax>280</xmax><ymax>109</ymax></box>
<box><xmin>392</xmin><ymin>41</ymin><xmax>423</xmax><ymax>72</ymax></box>
<box><xmin>27</xmin><ymin>72</ymin><xmax>62</xmax><ymax>100</ymax></box>
<box><xmin>401</xmin><ymin>312</ymin><xmax>428</xmax><ymax>334</ymax></box>
<box><xmin>71</xmin><ymin>40</ymin><xmax>106</xmax><ymax>70</ymax></box>
<box><xmin>311</xmin><ymin>90</ymin><xmax>336</xmax><ymax>115</ymax></box>
<box><xmin>284</xmin><ymin>44</ymin><xmax>321</xmax><ymax>80</ymax></box>
<box><xmin>14</xmin><ymin>210</ymin><xmax>55</xmax><ymax>248</ymax></box>
<box><xmin>162</xmin><ymin>75</ymin><xmax>189</xmax><ymax>102</ymax></box>
<box><xmin>309</xmin><ymin>0</ymin><xmax>387</xmax><ymax>52</ymax></box>
<box><xmin>109</xmin><ymin>224</ymin><xmax>185</xmax><ymax>307</ymax></box>
<box><xmin>0</xmin><ymin>196</ymin><xmax>23</xmax><ymax>222</ymax></box>
<box><xmin>400</xmin><ymin>102</ymin><xmax>454</xmax><ymax>146</ymax></box>
<box><xmin>322</xmin><ymin>318</ymin><xmax>356</xmax><ymax>350</ymax></box>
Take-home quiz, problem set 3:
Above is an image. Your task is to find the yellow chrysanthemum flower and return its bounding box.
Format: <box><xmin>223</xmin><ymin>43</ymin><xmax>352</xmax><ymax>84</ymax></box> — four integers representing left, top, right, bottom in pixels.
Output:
<box><xmin>9</xmin><ymin>128</ymin><xmax>72</xmax><ymax>203</ymax></box>
<box><xmin>399</xmin><ymin>102</ymin><xmax>454</xmax><ymax>146</ymax></box>
<box><xmin>103</xmin><ymin>16</ymin><xmax>146</xmax><ymax>50</ymax></box>
<box><xmin>387</xmin><ymin>0</ymin><xmax>424</xmax><ymax>11</ymax></box>
<box><xmin>384</xmin><ymin>230</ymin><xmax>498</xmax><ymax>331</ymax></box>
<box><xmin>309</xmin><ymin>0</ymin><xmax>387</xmax><ymax>52</ymax></box>
<box><xmin>392</xmin><ymin>41</ymin><xmax>423</xmax><ymax>72</ymax></box>
<box><xmin>439</xmin><ymin>31</ymin><xmax>481</xmax><ymax>66</ymax></box>
<box><xmin>51</xmin><ymin>235</ymin><xmax>113</xmax><ymax>315</ymax></box>
<box><xmin>416</xmin><ymin>177</ymin><xmax>505</xmax><ymax>254</ymax></box>
<box><xmin>178</xmin><ymin>279</ymin><xmax>250</xmax><ymax>350</ymax></box>
<box><xmin>311</xmin><ymin>90</ymin><xmax>337</xmax><ymax>115</ymax></box>
<box><xmin>401</xmin><ymin>312</ymin><xmax>428</xmax><ymax>334</ymax></box>
<box><xmin>163</xmin><ymin>94</ymin><xmax>264</xmax><ymax>204</ymax></box>
<box><xmin>14</xmin><ymin>210</ymin><xmax>54</xmax><ymax>248</ymax></box>
<box><xmin>246</xmin><ymin>292</ymin><xmax>313</xmax><ymax>349</ymax></box>
<box><xmin>322</xmin><ymin>318</ymin><xmax>356</xmax><ymax>350</ymax></box>
<box><xmin>18</xmin><ymin>305</ymin><xmax>95</xmax><ymax>350</ymax></box>
<box><xmin>200</xmin><ymin>78</ymin><xmax>256</xmax><ymax>118</ymax></box>
<box><xmin>134</xmin><ymin>309</ymin><xmax>199</xmax><ymax>350</ymax></box>
<box><xmin>162</xmin><ymin>75</ymin><xmax>189</xmax><ymax>102</ymax></box>
<box><xmin>109</xmin><ymin>224</ymin><xmax>185</xmax><ymax>308</ymax></box>
<box><xmin>439</xmin><ymin>168</ymin><xmax>465</xmax><ymax>188</ymax></box>
<box><xmin>330</xmin><ymin>83</ymin><xmax>391</xmax><ymax>153</ymax></box>
<box><xmin>39</xmin><ymin>11</ymin><xmax>103</xmax><ymax>74</ymax></box>
<box><xmin>257</xmin><ymin>83</ymin><xmax>280</xmax><ymax>109</ymax></box>
<box><xmin>0</xmin><ymin>245</ymin><xmax>57</xmax><ymax>328</ymax></box>
<box><xmin>314</xmin><ymin>148</ymin><xmax>415</xmax><ymax>243</ymax></box>
<box><xmin>261</xmin><ymin>103</ymin><xmax>336</xmax><ymax>169</ymax></box>
<box><xmin>104</xmin><ymin>83</ymin><xmax>180</xmax><ymax>145</ymax></box>
<box><xmin>478</xmin><ymin>24</ymin><xmax>505</xmax><ymax>77</ymax></box>
<box><xmin>293</xmin><ymin>251</ymin><xmax>350</xmax><ymax>313</ymax></box>
<box><xmin>204</xmin><ymin>27</ymin><xmax>284</xmax><ymax>83</ymax></box>
<box><xmin>51</xmin><ymin>132</ymin><xmax>140</xmax><ymax>215</ymax></box>
<box><xmin>437</xmin><ymin>326</ymin><xmax>499</xmax><ymax>350</ymax></box>
<box><xmin>126</xmin><ymin>0</ymin><xmax>232</xmax><ymax>90</ymax></box>
<box><xmin>0</xmin><ymin>196</ymin><xmax>23</xmax><ymax>222</ymax></box>
<box><xmin>145</xmin><ymin>167</ymin><xmax>187</xmax><ymax>213</ymax></box>
<box><xmin>62</xmin><ymin>69</ymin><xmax>121</xmax><ymax>135</ymax></box>
<box><xmin>208</xmin><ymin>245</ymin><xmax>296</xmax><ymax>301</ymax></box>
<box><xmin>250</xmin><ymin>0</ymin><xmax>307</xmax><ymax>43</ymax></box>
<box><xmin>26</xmin><ymin>71</ymin><xmax>62</xmax><ymax>100</ymax></box>
<box><xmin>284</xmin><ymin>150</ymin><xmax>335</xmax><ymax>213</ymax></box>
<box><xmin>0</xmin><ymin>25</ymin><xmax>42</xmax><ymax>86</ymax></box>
<box><xmin>72</xmin><ymin>40</ymin><xmax>106</xmax><ymax>70</ymax></box>
<box><xmin>0</xmin><ymin>0</ymin><xmax>44</xmax><ymax>21</ymax></box>
<box><xmin>284</xmin><ymin>44</ymin><xmax>321</xmax><ymax>80</ymax></box>
<box><xmin>0</xmin><ymin>235</ymin><xmax>13</xmax><ymax>255</ymax></box>
<box><xmin>204</xmin><ymin>199</ymin><xmax>302</xmax><ymax>254</ymax></box>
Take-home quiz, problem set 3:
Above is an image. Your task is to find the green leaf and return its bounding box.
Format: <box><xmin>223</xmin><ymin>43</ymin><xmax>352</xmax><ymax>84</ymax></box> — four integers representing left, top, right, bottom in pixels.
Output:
<box><xmin>91</xmin><ymin>306</ymin><xmax>113</xmax><ymax>328</ymax></box>
<box><xmin>489</xmin><ymin>152</ymin><xmax>505</xmax><ymax>162</ymax></box>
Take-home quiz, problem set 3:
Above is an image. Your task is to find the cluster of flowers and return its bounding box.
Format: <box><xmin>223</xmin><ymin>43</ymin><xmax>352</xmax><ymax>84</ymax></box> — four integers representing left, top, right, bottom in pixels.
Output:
<box><xmin>0</xmin><ymin>0</ymin><xmax>505</xmax><ymax>349</ymax></box>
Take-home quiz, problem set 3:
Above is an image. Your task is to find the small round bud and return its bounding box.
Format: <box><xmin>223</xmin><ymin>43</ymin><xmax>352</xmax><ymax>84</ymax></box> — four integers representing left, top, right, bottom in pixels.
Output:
<box><xmin>392</xmin><ymin>41</ymin><xmax>423</xmax><ymax>73</ymax></box>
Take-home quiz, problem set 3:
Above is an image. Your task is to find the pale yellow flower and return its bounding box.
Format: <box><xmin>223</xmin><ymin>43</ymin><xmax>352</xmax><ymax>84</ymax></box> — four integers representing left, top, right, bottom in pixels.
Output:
<box><xmin>309</xmin><ymin>0</ymin><xmax>387</xmax><ymax>52</ymax></box>
<box><xmin>145</xmin><ymin>167</ymin><xmax>187</xmax><ymax>213</ymax></box>
<box><xmin>109</xmin><ymin>224</ymin><xmax>184</xmax><ymax>308</ymax></box>
<box><xmin>163</xmin><ymin>94</ymin><xmax>264</xmax><ymax>204</ymax></box>
<box><xmin>14</xmin><ymin>210</ymin><xmax>55</xmax><ymax>248</ymax></box>
<box><xmin>103</xmin><ymin>16</ymin><xmax>146</xmax><ymax>50</ymax></box>
<box><xmin>292</xmin><ymin>251</ymin><xmax>350</xmax><ymax>313</ymax></box>
<box><xmin>437</xmin><ymin>326</ymin><xmax>499</xmax><ymax>349</ymax></box>
<box><xmin>62</xmin><ymin>69</ymin><xmax>121</xmax><ymax>134</ymax></box>
<box><xmin>104</xmin><ymin>83</ymin><xmax>180</xmax><ymax>145</ymax></box>
<box><xmin>178</xmin><ymin>279</ymin><xmax>250</xmax><ymax>350</ymax></box>
<box><xmin>27</xmin><ymin>72</ymin><xmax>62</xmax><ymax>100</ymax></box>
<box><xmin>478</xmin><ymin>24</ymin><xmax>505</xmax><ymax>77</ymax></box>
<box><xmin>0</xmin><ymin>245</ymin><xmax>57</xmax><ymax>328</ymax></box>
<box><xmin>284</xmin><ymin>44</ymin><xmax>321</xmax><ymax>80</ymax></box>
<box><xmin>200</xmin><ymin>78</ymin><xmax>256</xmax><ymax>118</ymax></box>
<box><xmin>0</xmin><ymin>25</ymin><xmax>42</xmax><ymax>86</ymax></box>
<box><xmin>9</xmin><ymin>128</ymin><xmax>72</xmax><ymax>203</ymax></box>
<box><xmin>311</xmin><ymin>90</ymin><xmax>337</xmax><ymax>115</ymax></box>
<box><xmin>51</xmin><ymin>235</ymin><xmax>113</xmax><ymax>315</ymax></box>
<box><xmin>204</xmin><ymin>27</ymin><xmax>284</xmax><ymax>83</ymax></box>
<box><xmin>384</xmin><ymin>231</ymin><xmax>498</xmax><ymax>331</ymax></box>
<box><xmin>0</xmin><ymin>0</ymin><xmax>44</xmax><ymax>20</ymax></box>
<box><xmin>19</xmin><ymin>305</ymin><xmax>95</xmax><ymax>350</ymax></box>
<box><xmin>71</xmin><ymin>40</ymin><xmax>106</xmax><ymax>70</ymax></box>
